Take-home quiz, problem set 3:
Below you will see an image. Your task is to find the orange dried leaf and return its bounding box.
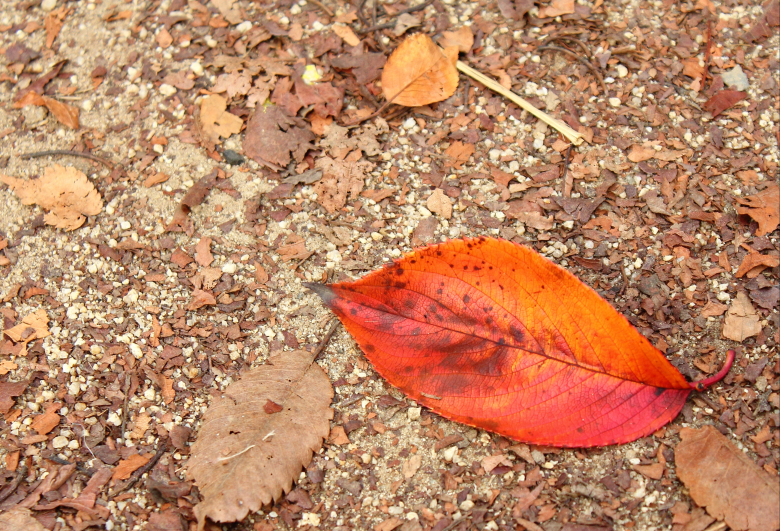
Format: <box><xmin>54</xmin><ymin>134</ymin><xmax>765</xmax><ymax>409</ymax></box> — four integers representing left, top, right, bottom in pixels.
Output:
<box><xmin>199</xmin><ymin>94</ymin><xmax>243</xmax><ymax>144</ymax></box>
<box><xmin>42</xmin><ymin>96</ymin><xmax>79</xmax><ymax>129</ymax></box>
<box><xmin>381</xmin><ymin>33</ymin><xmax>459</xmax><ymax>107</ymax></box>
<box><xmin>3</xmin><ymin>309</ymin><xmax>50</xmax><ymax>344</ymax></box>
<box><xmin>734</xmin><ymin>252</ymin><xmax>780</xmax><ymax>278</ymax></box>
<box><xmin>308</xmin><ymin>237</ymin><xmax>733</xmax><ymax>447</ymax></box>
<box><xmin>676</xmin><ymin>425</ymin><xmax>780</xmax><ymax>531</ymax></box>
<box><xmin>112</xmin><ymin>453</ymin><xmax>152</xmax><ymax>481</ymax></box>
<box><xmin>1</xmin><ymin>165</ymin><xmax>101</xmax><ymax>231</ymax></box>
<box><xmin>188</xmin><ymin>349</ymin><xmax>333</xmax><ymax>528</ymax></box>
<box><xmin>735</xmin><ymin>183</ymin><xmax>779</xmax><ymax>237</ymax></box>
<box><xmin>439</xmin><ymin>26</ymin><xmax>474</xmax><ymax>53</ymax></box>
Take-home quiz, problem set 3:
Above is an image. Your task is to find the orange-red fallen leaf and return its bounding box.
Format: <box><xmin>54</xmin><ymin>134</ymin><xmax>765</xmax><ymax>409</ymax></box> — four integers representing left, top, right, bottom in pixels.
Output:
<box><xmin>676</xmin><ymin>425</ymin><xmax>780</xmax><ymax>531</ymax></box>
<box><xmin>112</xmin><ymin>453</ymin><xmax>152</xmax><ymax>481</ymax></box>
<box><xmin>734</xmin><ymin>252</ymin><xmax>780</xmax><ymax>278</ymax></box>
<box><xmin>735</xmin><ymin>182</ymin><xmax>779</xmax><ymax>237</ymax></box>
<box><xmin>703</xmin><ymin>89</ymin><xmax>747</xmax><ymax>117</ymax></box>
<box><xmin>3</xmin><ymin>309</ymin><xmax>50</xmax><ymax>344</ymax></box>
<box><xmin>30</xmin><ymin>404</ymin><xmax>61</xmax><ymax>435</ymax></box>
<box><xmin>307</xmin><ymin>237</ymin><xmax>733</xmax><ymax>447</ymax></box>
<box><xmin>381</xmin><ymin>33</ymin><xmax>459</xmax><ymax>107</ymax></box>
<box><xmin>188</xmin><ymin>350</ymin><xmax>333</xmax><ymax>528</ymax></box>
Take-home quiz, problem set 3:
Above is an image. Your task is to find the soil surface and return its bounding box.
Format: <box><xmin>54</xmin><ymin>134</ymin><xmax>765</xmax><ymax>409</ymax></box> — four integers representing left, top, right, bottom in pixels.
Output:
<box><xmin>0</xmin><ymin>0</ymin><xmax>778</xmax><ymax>530</ymax></box>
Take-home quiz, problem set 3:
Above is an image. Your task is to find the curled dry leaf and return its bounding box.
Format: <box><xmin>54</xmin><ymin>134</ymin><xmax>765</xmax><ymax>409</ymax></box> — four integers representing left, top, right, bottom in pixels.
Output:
<box><xmin>734</xmin><ymin>252</ymin><xmax>780</xmax><ymax>278</ymax></box>
<box><xmin>676</xmin><ymin>425</ymin><xmax>780</xmax><ymax>531</ymax></box>
<box><xmin>703</xmin><ymin>89</ymin><xmax>747</xmax><ymax>117</ymax></box>
<box><xmin>381</xmin><ymin>33</ymin><xmax>459</xmax><ymax>107</ymax></box>
<box><xmin>188</xmin><ymin>350</ymin><xmax>333</xmax><ymax>529</ymax></box>
<box><xmin>735</xmin><ymin>182</ymin><xmax>779</xmax><ymax>237</ymax></box>
<box><xmin>14</xmin><ymin>90</ymin><xmax>79</xmax><ymax>129</ymax></box>
<box><xmin>3</xmin><ymin>309</ymin><xmax>50</xmax><ymax>344</ymax></box>
<box><xmin>307</xmin><ymin>237</ymin><xmax>731</xmax><ymax>447</ymax></box>
<box><xmin>1</xmin><ymin>165</ymin><xmax>102</xmax><ymax>231</ymax></box>
<box><xmin>199</xmin><ymin>94</ymin><xmax>243</xmax><ymax>144</ymax></box>
<box><xmin>721</xmin><ymin>291</ymin><xmax>762</xmax><ymax>341</ymax></box>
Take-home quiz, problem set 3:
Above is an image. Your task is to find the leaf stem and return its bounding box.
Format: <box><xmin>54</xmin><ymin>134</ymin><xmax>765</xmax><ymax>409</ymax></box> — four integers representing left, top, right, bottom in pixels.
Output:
<box><xmin>690</xmin><ymin>349</ymin><xmax>735</xmax><ymax>391</ymax></box>
<box><xmin>455</xmin><ymin>60</ymin><xmax>585</xmax><ymax>146</ymax></box>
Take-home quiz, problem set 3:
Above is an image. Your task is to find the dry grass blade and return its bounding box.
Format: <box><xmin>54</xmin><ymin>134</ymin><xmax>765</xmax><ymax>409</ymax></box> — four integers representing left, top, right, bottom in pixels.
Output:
<box><xmin>455</xmin><ymin>60</ymin><xmax>584</xmax><ymax>146</ymax></box>
<box><xmin>187</xmin><ymin>350</ymin><xmax>333</xmax><ymax>529</ymax></box>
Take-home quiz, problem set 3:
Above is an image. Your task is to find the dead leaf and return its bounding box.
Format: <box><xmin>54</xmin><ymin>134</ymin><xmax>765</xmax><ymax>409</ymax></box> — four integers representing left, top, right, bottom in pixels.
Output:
<box><xmin>30</xmin><ymin>403</ymin><xmax>61</xmax><ymax>435</ymax></box>
<box><xmin>112</xmin><ymin>453</ymin><xmax>152</xmax><ymax>481</ymax></box>
<box><xmin>2</xmin><ymin>165</ymin><xmax>101</xmax><ymax>231</ymax></box>
<box><xmin>628</xmin><ymin>142</ymin><xmax>658</xmax><ymax>162</ymax></box>
<box><xmin>244</xmin><ymin>105</ymin><xmax>314</xmax><ymax>168</ymax></box>
<box><xmin>331</xmin><ymin>53</ymin><xmax>387</xmax><ymax>85</ymax></box>
<box><xmin>41</xmin><ymin>96</ymin><xmax>79</xmax><ymax>129</ymax></box>
<box><xmin>381</xmin><ymin>33</ymin><xmax>459</xmax><ymax>107</ymax></box>
<box><xmin>0</xmin><ymin>360</ymin><xmax>18</xmax><ymax>375</ymax></box>
<box><xmin>444</xmin><ymin>141</ymin><xmax>475</xmax><ymax>169</ymax></box>
<box><xmin>402</xmin><ymin>454</ymin><xmax>422</xmax><ymax>478</ymax></box>
<box><xmin>44</xmin><ymin>7</ymin><xmax>69</xmax><ymax>48</ymax></box>
<box><xmin>3</xmin><ymin>309</ymin><xmax>50</xmax><ymax>344</ymax></box>
<box><xmin>156</xmin><ymin>27</ymin><xmax>173</xmax><ymax>48</ymax></box>
<box><xmin>427</xmin><ymin>189</ymin><xmax>452</xmax><ymax>219</ymax></box>
<box><xmin>439</xmin><ymin>27</ymin><xmax>474</xmax><ymax>53</ymax></box>
<box><xmin>195</xmin><ymin>237</ymin><xmax>214</xmax><ymax>267</ymax></box>
<box><xmin>722</xmin><ymin>291</ymin><xmax>762</xmax><ymax>341</ymax></box>
<box><xmin>539</xmin><ymin>0</ymin><xmax>575</xmax><ymax>17</ymax></box>
<box><xmin>329</xmin><ymin>425</ymin><xmax>350</xmax><ymax>445</ymax></box>
<box><xmin>187</xmin><ymin>349</ymin><xmax>333</xmax><ymax>528</ymax></box>
<box><xmin>313</xmin><ymin>157</ymin><xmax>373</xmax><ymax>214</ymax></box>
<box><xmin>189</xmin><ymin>289</ymin><xmax>217</xmax><ymax>310</ymax></box>
<box><xmin>703</xmin><ymin>90</ymin><xmax>747</xmax><ymax>117</ymax></box>
<box><xmin>200</xmin><ymin>95</ymin><xmax>243</xmax><ymax>144</ymax></box>
<box><xmin>682</xmin><ymin>57</ymin><xmax>705</xmax><ymax>80</ymax></box>
<box><xmin>482</xmin><ymin>454</ymin><xmax>511</xmax><ymax>473</ymax></box>
<box><xmin>735</xmin><ymin>183</ymin><xmax>779</xmax><ymax>236</ymax></box>
<box><xmin>211</xmin><ymin>72</ymin><xmax>252</xmax><ymax>99</ymax></box>
<box><xmin>0</xmin><ymin>380</ymin><xmax>28</xmax><ymax>415</ymax></box>
<box><xmin>743</xmin><ymin>0</ymin><xmax>780</xmax><ymax>43</ymax></box>
<box><xmin>143</xmin><ymin>172</ymin><xmax>169</xmax><ymax>187</ymax></box>
<box><xmin>700</xmin><ymin>299</ymin><xmax>728</xmax><ymax>317</ymax></box>
<box><xmin>332</xmin><ymin>24</ymin><xmax>361</xmax><ymax>46</ymax></box>
<box><xmin>0</xmin><ymin>507</ymin><xmax>48</xmax><ymax>531</ymax></box>
<box><xmin>393</xmin><ymin>13</ymin><xmax>421</xmax><ymax>36</ymax></box>
<box><xmin>676</xmin><ymin>425</ymin><xmax>780</xmax><ymax>531</ymax></box>
<box><xmin>129</xmin><ymin>413</ymin><xmax>151</xmax><ymax>439</ymax></box>
<box><xmin>735</xmin><ymin>252</ymin><xmax>780</xmax><ymax>278</ymax></box>
<box><xmin>166</xmin><ymin>169</ymin><xmax>219</xmax><ymax>233</ymax></box>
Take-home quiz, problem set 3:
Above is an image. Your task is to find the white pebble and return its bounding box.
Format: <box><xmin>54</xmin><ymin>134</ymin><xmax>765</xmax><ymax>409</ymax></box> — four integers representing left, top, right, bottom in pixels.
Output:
<box><xmin>52</xmin><ymin>436</ymin><xmax>69</xmax><ymax>449</ymax></box>
<box><xmin>41</xmin><ymin>0</ymin><xmax>57</xmax><ymax>10</ymax></box>
<box><xmin>609</xmin><ymin>97</ymin><xmax>621</xmax><ymax>108</ymax></box>
<box><xmin>159</xmin><ymin>84</ymin><xmax>177</xmax><ymax>97</ymax></box>
<box><xmin>236</xmin><ymin>21</ymin><xmax>253</xmax><ymax>34</ymax></box>
<box><xmin>616</xmin><ymin>64</ymin><xmax>628</xmax><ymax>78</ymax></box>
<box><xmin>191</xmin><ymin>61</ymin><xmax>204</xmax><ymax>76</ymax></box>
<box><xmin>222</xmin><ymin>262</ymin><xmax>237</xmax><ymax>274</ymax></box>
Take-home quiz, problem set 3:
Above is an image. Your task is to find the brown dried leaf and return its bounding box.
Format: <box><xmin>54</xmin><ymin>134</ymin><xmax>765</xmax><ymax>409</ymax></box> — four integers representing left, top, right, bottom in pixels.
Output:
<box><xmin>722</xmin><ymin>291</ymin><xmax>762</xmax><ymax>341</ymax></box>
<box><xmin>331</xmin><ymin>53</ymin><xmax>386</xmax><ymax>85</ymax></box>
<box><xmin>538</xmin><ymin>0</ymin><xmax>575</xmax><ymax>17</ymax></box>
<box><xmin>189</xmin><ymin>289</ymin><xmax>217</xmax><ymax>310</ymax></box>
<box><xmin>676</xmin><ymin>426</ymin><xmax>780</xmax><ymax>531</ymax></box>
<box><xmin>0</xmin><ymin>380</ymin><xmax>28</xmax><ymax>415</ymax></box>
<box><xmin>195</xmin><ymin>237</ymin><xmax>214</xmax><ymax>267</ymax></box>
<box><xmin>42</xmin><ymin>96</ymin><xmax>79</xmax><ymax>129</ymax></box>
<box><xmin>443</xmin><ymin>141</ymin><xmax>475</xmax><ymax>169</ymax></box>
<box><xmin>332</xmin><ymin>24</ymin><xmax>361</xmax><ymax>46</ymax></box>
<box><xmin>313</xmin><ymin>157</ymin><xmax>372</xmax><ymax>214</ymax></box>
<box><xmin>735</xmin><ymin>252</ymin><xmax>780</xmax><ymax>278</ymax></box>
<box><xmin>200</xmin><ymin>95</ymin><xmax>243</xmax><ymax>144</ymax></box>
<box><xmin>703</xmin><ymin>90</ymin><xmax>747</xmax><ymax>117</ymax></box>
<box><xmin>3</xmin><ymin>309</ymin><xmax>50</xmax><ymax>344</ymax></box>
<box><xmin>44</xmin><ymin>7</ymin><xmax>68</xmax><ymax>48</ymax></box>
<box><xmin>188</xmin><ymin>349</ymin><xmax>333</xmax><ymax>527</ymax></box>
<box><xmin>381</xmin><ymin>33</ymin><xmax>459</xmax><ymax>107</ymax></box>
<box><xmin>735</xmin><ymin>183</ymin><xmax>779</xmax><ymax>237</ymax></box>
<box><xmin>743</xmin><ymin>0</ymin><xmax>780</xmax><ymax>43</ymax></box>
<box><xmin>30</xmin><ymin>403</ymin><xmax>61</xmax><ymax>435</ymax></box>
<box><xmin>439</xmin><ymin>27</ymin><xmax>474</xmax><ymax>53</ymax></box>
<box><xmin>244</xmin><ymin>105</ymin><xmax>314</xmax><ymax>168</ymax></box>
<box><xmin>112</xmin><ymin>453</ymin><xmax>152</xmax><ymax>481</ymax></box>
<box><xmin>427</xmin><ymin>189</ymin><xmax>452</xmax><ymax>219</ymax></box>
<box><xmin>1</xmin><ymin>165</ymin><xmax>101</xmax><ymax>231</ymax></box>
<box><xmin>0</xmin><ymin>507</ymin><xmax>48</xmax><ymax>531</ymax></box>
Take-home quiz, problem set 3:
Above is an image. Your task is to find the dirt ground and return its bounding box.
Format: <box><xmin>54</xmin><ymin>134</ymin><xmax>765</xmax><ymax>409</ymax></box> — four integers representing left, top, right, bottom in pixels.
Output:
<box><xmin>0</xmin><ymin>0</ymin><xmax>778</xmax><ymax>530</ymax></box>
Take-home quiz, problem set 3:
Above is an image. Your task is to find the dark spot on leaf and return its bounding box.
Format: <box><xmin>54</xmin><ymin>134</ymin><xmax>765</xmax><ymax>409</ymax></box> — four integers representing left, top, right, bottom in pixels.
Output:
<box><xmin>463</xmin><ymin>294</ymin><xmax>471</xmax><ymax>303</ymax></box>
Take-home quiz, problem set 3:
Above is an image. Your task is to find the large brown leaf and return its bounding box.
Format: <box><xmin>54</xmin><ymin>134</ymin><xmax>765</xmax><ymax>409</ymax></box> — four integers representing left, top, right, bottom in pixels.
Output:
<box><xmin>735</xmin><ymin>182</ymin><xmax>779</xmax><ymax>237</ymax></box>
<box><xmin>243</xmin><ymin>105</ymin><xmax>314</xmax><ymax>168</ymax></box>
<box><xmin>676</xmin><ymin>425</ymin><xmax>780</xmax><ymax>531</ymax></box>
<box><xmin>187</xmin><ymin>350</ymin><xmax>333</xmax><ymax>529</ymax></box>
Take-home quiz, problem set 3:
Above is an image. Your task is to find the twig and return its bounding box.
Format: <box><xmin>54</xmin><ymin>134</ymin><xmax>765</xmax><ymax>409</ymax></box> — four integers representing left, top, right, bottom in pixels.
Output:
<box><xmin>113</xmin><ymin>440</ymin><xmax>168</xmax><ymax>494</ymax></box>
<box><xmin>308</xmin><ymin>0</ymin><xmax>333</xmax><ymax>17</ymax></box>
<box><xmin>538</xmin><ymin>44</ymin><xmax>607</xmax><ymax>96</ymax></box>
<box><xmin>562</xmin><ymin>145</ymin><xmax>574</xmax><ymax>197</ymax></box>
<box><xmin>455</xmin><ymin>60</ymin><xmax>584</xmax><ymax>145</ymax></box>
<box><xmin>358</xmin><ymin>0</ymin><xmax>435</xmax><ymax>33</ymax></box>
<box><xmin>702</xmin><ymin>18</ymin><xmax>713</xmax><ymax>92</ymax></box>
<box><xmin>119</xmin><ymin>373</ymin><xmax>130</xmax><ymax>444</ymax></box>
<box><xmin>0</xmin><ymin>466</ymin><xmax>27</xmax><ymax>504</ymax></box>
<box><xmin>19</xmin><ymin>149</ymin><xmax>115</xmax><ymax>169</ymax></box>
<box><xmin>312</xmin><ymin>318</ymin><xmax>340</xmax><ymax>362</ymax></box>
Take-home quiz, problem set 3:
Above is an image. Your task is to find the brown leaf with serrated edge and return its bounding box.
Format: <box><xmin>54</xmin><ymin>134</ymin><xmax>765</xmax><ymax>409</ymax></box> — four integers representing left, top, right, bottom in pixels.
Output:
<box><xmin>676</xmin><ymin>425</ymin><xmax>780</xmax><ymax>531</ymax></box>
<box><xmin>381</xmin><ymin>33</ymin><xmax>459</xmax><ymax>107</ymax></box>
<box><xmin>735</xmin><ymin>183</ymin><xmax>779</xmax><ymax>237</ymax></box>
<box><xmin>0</xmin><ymin>380</ymin><xmax>28</xmax><ymax>415</ymax></box>
<box><xmin>1</xmin><ymin>165</ymin><xmax>101</xmax><ymax>231</ymax></box>
<box><xmin>439</xmin><ymin>27</ymin><xmax>474</xmax><ymax>53</ymax></box>
<box><xmin>313</xmin><ymin>156</ymin><xmax>372</xmax><ymax>214</ymax></box>
<box><xmin>244</xmin><ymin>105</ymin><xmax>314</xmax><ymax>168</ymax></box>
<box><xmin>703</xmin><ymin>90</ymin><xmax>747</xmax><ymax>117</ymax></box>
<box><xmin>199</xmin><ymin>94</ymin><xmax>243</xmax><ymax>144</ymax></box>
<box><xmin>187</xmin><ymin>349</ymin><xmax>333</xmax><ymax>528</ymax></box>
<box><xmin>0</xmin><ymin>507</ymin><xmax>48</xmax><ymax>531</ymax></box>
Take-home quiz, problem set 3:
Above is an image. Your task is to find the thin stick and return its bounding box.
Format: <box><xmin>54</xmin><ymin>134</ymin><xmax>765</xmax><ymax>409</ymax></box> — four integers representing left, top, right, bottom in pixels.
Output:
<box><xmin>19</xmin><ymin>149</ymin><xmax>115</xmax><ymax>168</ymax></box>
<box><xmin>456</xmin><ymin>60</ymin><xmax>584</xmax><ymax>146</ymax></box>
<box><xmin>312</xmin><ymin>318</ymin><xmax>340</xmax><ymax>361</ymax></box>
<box><xmin>113</xmin><ymin>440</ymin><xmax>168</xmax><ymax>494</ymax></box>
<box><xmin>308</xmin><ymin>0</ymin><xmax>333</xmax><ymax>17</ymax></box>
<box><xmin>562</xmin><ymin>145</ymin><xmax>574</xmax><ymax>197</ymax></box>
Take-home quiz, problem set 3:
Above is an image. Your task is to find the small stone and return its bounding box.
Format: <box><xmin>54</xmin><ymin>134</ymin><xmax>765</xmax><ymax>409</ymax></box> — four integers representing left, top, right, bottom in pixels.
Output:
<box><xmin>721</xmin><ymin>65</ymin><xmax>749</xmax><ymax>91</ymax></box>
<box><xmin>609</xmin><ymin>97</ymin><xmax>622</xmax><ymax>108</ymax></box>
<box><xmin>82</xmin><ymin>99</ymin><xmax>94</xmax><ymax>112</ymax></box>
<box><xmin>403</xmin><ymin>117</ymin><xmax>416</xmax><ymax>129</ymax></box>
<box><xmin>129</xmin><ymin>344</ymin><xmax>143</xmax><ymax>358</ymax></box>
<box><xmin>159</xmin><ymin>83</ymin><xmax>177</xmax><ymax>96</ymax></box>
<box><xmin>407</xmin><ymin>407</ymin><xmax>421</xmax><ymax>421</ymax></box>
<box><xmin>222</xmin><ymin>149</ymin><xmax>244</xmax><ymax>165</ymax></box>
<box><xmin>107</xmin><ymin>411</ymin><xmax>122</xmax><ymax>426</ymax></box>
<box><xmin>442</xmin><ymin>446</ymin><xmax>458</xmax><ymax>462</ymax></box>
<box><xmin>41</xmin><ymin>0</ymin><xmax>57</xmax><ymax>10</ymax></box>
<box><xmin>191</xmin><ymin>61</ymin><xmax>204</xmax><ymax>76</ymax></box>
<box><xmin>221</xmin><ymin>262</ymin><xmax>237</xmax><ymax>274</ymax></box>
<box><xmin>236</xmin><ymin>21</ymin><xmax>253</xmax><ymax>34</ymax></box>
<box><xmin>52</xmin><ymin>436</ymin><xmax>69</xmax><ymax>449</ymax></box>
<box><xmin>616</xmin><ymin>64</ymin><xmax>628</xmax><ymax>78</ymax></box>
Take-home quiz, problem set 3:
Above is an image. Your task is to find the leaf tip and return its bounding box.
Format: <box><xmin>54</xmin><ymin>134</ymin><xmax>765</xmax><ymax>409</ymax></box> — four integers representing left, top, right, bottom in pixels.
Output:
<box><xmin>303</xmin><ymin>282</ymin><xmax>336</xmax><ymax>307</ymax></box>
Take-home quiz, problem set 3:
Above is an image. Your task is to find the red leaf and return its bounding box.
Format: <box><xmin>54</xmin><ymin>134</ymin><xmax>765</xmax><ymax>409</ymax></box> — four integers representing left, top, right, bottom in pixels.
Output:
<box><xmin>263</xmin><ymin>399</ymin><xmax>283</xmax><ymax>414</ymax></box>
<box><xmin>703</xmin><ymin>90</ymin><xmax>747</xmax><ymax>117</ymax></box>
<box><xmin>308</xmin><ymin>237</ymin><xmax>732</xmax><ymax>447</ymax></box>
